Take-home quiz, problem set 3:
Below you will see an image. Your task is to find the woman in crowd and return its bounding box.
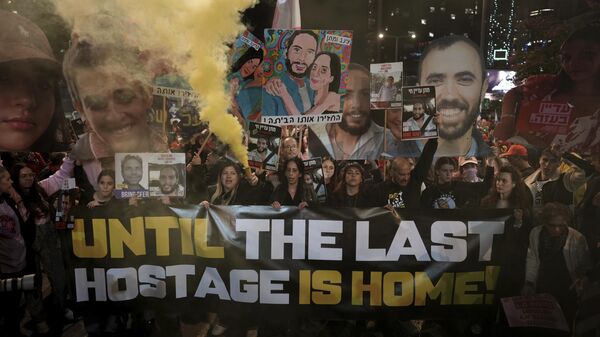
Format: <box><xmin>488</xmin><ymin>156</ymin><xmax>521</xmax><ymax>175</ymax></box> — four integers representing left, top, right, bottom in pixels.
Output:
<box><xmin>201</xmin><ymin>160</ymin><xmax>261</xmax><ymax>207</ymax></box>
<box><xmin>481</xmin><ymin>165</ymin><xmax>532</xmax><ymax>209</ymax></box>
<box><xmin>496</xmin><ymin>25</ymin><xmax>600</xmax><ymax>154</ymax></box>
<box><xmin>328</xmin><ymin>162</ymin><xmax>373</xmax><ymax>207</ymax></box>
<box><xmin>271</xmin><ymin>157</ymin><xmax>317</xmax><ymax>209</ymax></box>
<box><xmin>0</xmin><ymin>165</ymin><xmax>33</xmax><ymax>336</ymax></box>
<box><xmin>322</xmin><ymin>156</ymin><xmax>338</xmax><ymax>197</ymax></box>
<box><xmin>523</xmin><ymin>202</ymin><xmax>592</xmax><ymax>325</ymax></box>
<box><xmin>86</xmin><ymin>170</ymin><xmax>116</xmax><ymax>208</ymax></box>
<box><xmin>274</xmin><ymin>51</ymin><xmax>342</xmax><ymax>116</ymax></box>
<box><xmin>0</xmin><ymin>10</ymin><xmax>69</xmax><ymax>152</ymax></box>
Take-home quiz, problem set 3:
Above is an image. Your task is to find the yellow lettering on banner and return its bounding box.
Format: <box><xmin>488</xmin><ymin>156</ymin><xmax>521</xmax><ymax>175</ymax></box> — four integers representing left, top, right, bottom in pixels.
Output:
<box><xmin>312</xmin><ymin>271</ymin><xmax>342</xmax><ymax>305</ymax></box>
<box><xmin>383</xmin><ymin>272</ymin><xmax>414</xmax><ymax>307</ymax></box>
<box><xmin>145</xmin><ymin>216</ymin><xmax>178</xmax><ymax>256</ymax></box>
<box><xmin>72</xmin><ymin>219</ymin><xmax>107</xmax><ymax>258</ymax></box>
<box><xmin>194</xmin><ymin>218</ymin><xmax>224</xmax><ymax>258</ymax></box>
<box><xmin>179</xmin><ymin>218</ymin><xmax>194</xmax><ymax>255</ymax></box>
<box><xmin>454</xmin><ymin>272</ymin><xmax>484</xmax><ymax>304</ymax></box>
<box><xmin>298</xmin><ymin>270</ymin><xmax>311</xmax><ymax>304</ymax></box>
<box><xmin>108</xmin><ymin>217</ymin><xmax>146</xmax><ymax>258</ymax></box>
<box><xmin>351</xmin><ymin>271</ymin><xmax>382</xmax><ymax>306</ymax></box>
<box><xmin>414</xmin><ymin>272</ymin><xmax>454</xmax><ymax>306</ymax></box>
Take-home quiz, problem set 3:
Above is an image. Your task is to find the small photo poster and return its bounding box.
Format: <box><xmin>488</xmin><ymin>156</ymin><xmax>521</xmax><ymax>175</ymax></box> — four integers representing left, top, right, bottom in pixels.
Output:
<box><xmin>401</xmin><ymin>86</ymin><xmax>438</xmax><ymax>140</ymax></box>
<box><xmin>247</xmin><ymin>121</ymin><xmax>282</xmax><ymax>171</ymax></box>
<box><xmin>115</xmin><ymin>153</ymin><xmax>150</xmax><ymax>198</ymax></box>
<box><xmin>370</xmin><ymin>62</ymin><xmax>403</xmax><ymax>109</ymax></box>
<box><xmin>146</xmin><ymin>153</ymin><xmax>186</xmax><ymax>197</ymax></box>
<box><xmin>303</xmin><ymin>157</ymin><xmax>327</xmax><ymax>203</ymax></box>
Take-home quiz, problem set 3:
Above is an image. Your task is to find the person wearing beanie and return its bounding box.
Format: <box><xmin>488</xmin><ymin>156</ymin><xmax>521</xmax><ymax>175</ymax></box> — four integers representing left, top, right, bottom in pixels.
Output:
<box><xmin>0</xmin><ymin>10</ymin><xmax>69</xmax><ymax>152</ymax></box>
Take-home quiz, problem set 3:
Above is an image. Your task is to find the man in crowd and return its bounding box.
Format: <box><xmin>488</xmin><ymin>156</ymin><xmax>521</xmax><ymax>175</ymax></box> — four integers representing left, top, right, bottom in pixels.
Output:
<box><xmin>158</xmin><ymin>165</ymin><xmax>184</xmax><ymax>196</ymax></box>
<box><xmin>500</xmin><ymin>144</ymin><xmax>536</xmax><ymax>178</ymax></box>
<box><xmin>389</xmin><ymin>35</ymin><xmax>491</xmax><ymax>157</ymax></box>
<box><xmin>373</xmin><ymin>138</ymin><xmax>437</xmax><ymax>208</ymax></box>
<box><xmin>263</xmin><ymin>30</ymin><xmax>318</xmax><ymax>116</ymax></box>
<box><xmin>281</xmin><ymin>136</ymin><xmax>300</xmax><ymax>161</ymax></box>
<box><xmin>308</xmin><ymin>63</ymin><xmax>393</xmax><ymax>160</ymax></box>
<box><xmin>248</xmin><ymin>136</ymin><xmax>278</xmax><ymax>169</ymax></box>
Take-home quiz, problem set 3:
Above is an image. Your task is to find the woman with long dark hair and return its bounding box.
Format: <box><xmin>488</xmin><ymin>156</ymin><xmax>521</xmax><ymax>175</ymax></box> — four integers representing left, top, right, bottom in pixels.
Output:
<box><xmin>270</xmin><ymin>157</ymin><xmax>317</xmax><ymax>209</ymax></box>
<box><xmin>328</xmin><ymin>162</ymin><xmax>373</xmax><ymax>207</ymax></box>
<box><xmin>481</xmin><ymin>165</ymin><xmax>532</xmax><ymax>209</ymax></box>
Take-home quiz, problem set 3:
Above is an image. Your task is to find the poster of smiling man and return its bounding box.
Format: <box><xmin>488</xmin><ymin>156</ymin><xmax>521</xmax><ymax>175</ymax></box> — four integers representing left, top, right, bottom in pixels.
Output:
<box><xmin>147</xmin><ymin>153</ymin><xmax>186</xmax><ymax>197</ymax></box>
<box><xmin>261</xmin><ymin>29</ymin><xmax>353</xmax><ymax>125</ymax></box>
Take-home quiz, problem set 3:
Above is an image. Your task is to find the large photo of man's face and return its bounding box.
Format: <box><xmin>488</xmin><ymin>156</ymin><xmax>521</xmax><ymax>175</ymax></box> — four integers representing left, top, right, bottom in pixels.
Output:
<box><xmin>307</xmin><ymin>63</ymin><xmax>392</xmax><ymax>160</ymax></box>
<box><xmin>158</xmin><ymin>165</ymin><xmax>182</xmax><ymax>196</ymax></box>
<box><xmin>418</xmin><ymin>36</ymin><xmax>490</xmax><ymax>156</ymax></box>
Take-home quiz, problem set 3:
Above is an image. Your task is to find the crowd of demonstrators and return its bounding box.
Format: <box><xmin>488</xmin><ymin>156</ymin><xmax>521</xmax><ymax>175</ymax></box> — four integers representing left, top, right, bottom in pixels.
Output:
<box><xmin>1</xmin><ymin>7</ymin><xmax>599</xmax><ymax>337</ymax></box>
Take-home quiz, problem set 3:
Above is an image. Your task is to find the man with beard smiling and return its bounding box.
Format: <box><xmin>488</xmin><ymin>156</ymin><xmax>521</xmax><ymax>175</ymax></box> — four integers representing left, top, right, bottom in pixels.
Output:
<box><xmin>157</xmin><ymin>165</ymin><xmax>184</xmax><ymax>196</ymax></box>
<box><xmin>308</xmin><ymin>63</ymin><xmax>392</xmax><ymax>160</ymax></box>
<box><xmin>263</xmin><ymin>30</ymin><xmax>318</xmax><ymax>116</ymax></box>
<box><xmin>389</xmin><ymin>36</ymin><xmax>492</xmax><ymax>157</ymax></box>
<box><xmin>248</xmin><ymin>136</ymin><xmax>278</xmax><ymax>169</ymax></box>
<box><xmin>403</xmin><ymin>101</ymin><xmax>437</xmax><ymax>137</ymax></box>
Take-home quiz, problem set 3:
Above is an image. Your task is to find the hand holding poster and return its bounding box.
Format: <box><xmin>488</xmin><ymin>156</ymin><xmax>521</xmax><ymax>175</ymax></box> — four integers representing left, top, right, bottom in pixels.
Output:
<box><xmin>247</xmin><ymin>121</ymin><xmax>282</xmax><ymax>171</ymax></box>
<box><xmin>261</xmin><ymin>29</ymin><xmax>353</xmax><ymax>125</ymax></box>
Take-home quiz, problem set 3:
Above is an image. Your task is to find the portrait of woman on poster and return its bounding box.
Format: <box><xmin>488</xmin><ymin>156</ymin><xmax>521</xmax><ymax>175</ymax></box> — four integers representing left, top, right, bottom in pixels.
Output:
<box><xmin>229</xmin><ymin>48</ymin><xmax>264</xmax><ymax>122</ymax></box>
<box><xmin>496</xmin><ymin>25</ymin><xmax>600</xmax><ymax>153</ymax></box>
<box><xmin>272</xmin><ymin>51</ymin><xmax>342</xmax><ymax>116</ymax></box>
<box><xmin>0</xmin><ymin>10</ymin><xmax>69</xmax><ymax>152</ymax></box>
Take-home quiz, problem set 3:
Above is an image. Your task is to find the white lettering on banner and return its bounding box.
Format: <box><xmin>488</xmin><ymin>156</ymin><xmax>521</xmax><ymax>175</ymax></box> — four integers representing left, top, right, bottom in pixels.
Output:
<box><xmin>271</xmin><ymin>219</ymin><xmax>306</xmax><ymax>259</ymax></box>
<box><xmin>308</xmin><ymin>220</ymin><xmax>343</xmax><ymax>261</ymax></box>
<box><xmin>138</xmin><ymin>265</ymin><xmax>166</xmax><ymax>298</ymax></box>
<box><xmin>240</xmin><ymin>35</ymin><xmax>261</xmax><ymax>50</ymax></box>
<box><xmin>356</xmin><ymin>221</ymin><xmax>504</xmax><ymax>262</ymax></box>
<box><xmin>75</xmin><ymin>265</ymin><xmax>291</xmax><ymax>304</ymax></box>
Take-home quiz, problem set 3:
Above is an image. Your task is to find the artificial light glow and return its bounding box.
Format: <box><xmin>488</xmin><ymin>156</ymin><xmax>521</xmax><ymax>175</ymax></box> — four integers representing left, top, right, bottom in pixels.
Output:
<box><xmin>378</xmin><ymin>33</ymin><xmax>384</xmax><ymax>39</ymax></box>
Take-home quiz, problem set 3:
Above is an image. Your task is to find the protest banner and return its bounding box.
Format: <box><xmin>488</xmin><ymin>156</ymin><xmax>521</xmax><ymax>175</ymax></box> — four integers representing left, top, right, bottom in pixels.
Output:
<box><xmin>65</xmin><ymin>205</ymin><xmax>514</xmax><ymax>319</ymax></box>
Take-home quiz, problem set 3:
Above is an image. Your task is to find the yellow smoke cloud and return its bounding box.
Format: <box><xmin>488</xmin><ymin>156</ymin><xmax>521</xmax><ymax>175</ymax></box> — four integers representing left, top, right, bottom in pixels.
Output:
<box><xmin>52</xmin><ymin>0</ymin><xmax>256</xmax><ymax>167</ymax></box>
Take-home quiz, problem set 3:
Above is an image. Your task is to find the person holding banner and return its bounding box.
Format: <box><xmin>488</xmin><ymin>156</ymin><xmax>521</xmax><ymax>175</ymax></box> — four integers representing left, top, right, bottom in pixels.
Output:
<box><xmin>271</xmin><ymin>157</ymin><xmax>317</xmax><ymax>209</ymax></box>
<box><xmin>86</xmin><ymin>170</ymin><xmax>116</xmax><ymax>208</ymax></box>
<box><xmin>496</xmin><ymin>25</ymin><xmax>600</xmax><ymax>154</ymax></box>
<box><xmin>328</xmin><ymin>162</ymin><xmax>373</xmax><ymax>207</ymax></box>
<box><xmin>200</xmin><ymin>160</ymin><xmax>261</xmax><ymax>207</ymax></box>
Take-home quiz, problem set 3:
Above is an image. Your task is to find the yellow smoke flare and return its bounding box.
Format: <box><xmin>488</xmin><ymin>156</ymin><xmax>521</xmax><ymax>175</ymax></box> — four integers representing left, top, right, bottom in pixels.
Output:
<box><xmin>52</xmin><ymin>0</ymin><xmax>256</xmax><ymax>167</ymax></box>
